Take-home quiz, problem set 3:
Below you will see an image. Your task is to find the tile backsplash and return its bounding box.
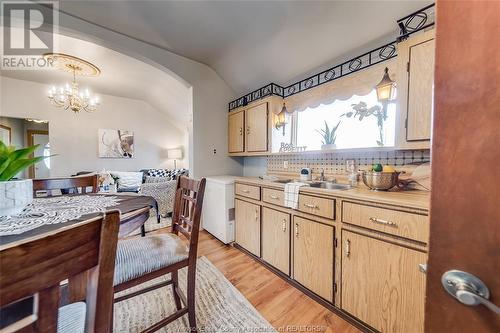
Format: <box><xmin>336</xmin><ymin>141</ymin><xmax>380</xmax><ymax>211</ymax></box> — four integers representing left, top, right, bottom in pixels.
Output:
<box><xmin>266</xmin><ymin>149</ymin><xmax>431</xmax><ymax>175</ymax></box>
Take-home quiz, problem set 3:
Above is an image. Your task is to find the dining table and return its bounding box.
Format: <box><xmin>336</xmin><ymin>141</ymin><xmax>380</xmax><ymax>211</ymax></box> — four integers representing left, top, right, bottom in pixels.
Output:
<box><xmin>0</xmin><ymin>193</ymin><xmax>158</xmax><ymax>329</ymax></box>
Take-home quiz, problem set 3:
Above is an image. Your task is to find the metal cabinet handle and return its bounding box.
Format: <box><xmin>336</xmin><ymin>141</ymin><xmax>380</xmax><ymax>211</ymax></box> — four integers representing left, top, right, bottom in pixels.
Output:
<box><xmin>295</xmin><ymin>223</ymin><xmax>299</xmax><ymax>238</ymax></box>
<box><xmin>239</xmin><ymin>127</ymin><xmax>243</xmax><ymax>135</ymax></box>
<box><xmin>442</xmin><ymin>270</ymin><xmax>500</xmax><ymax>315</ymax></box>
<box><xmin>241</xmin><ymin>189</ymin><xmax>250</xmax><ymax>193</ymax></box>
<box><xmin>369</xmin><ymin>217</ymin><xmax>397</xmax><ymax>227</ymax></box>
<box><xmin>419</xmin><ymin>264</ymin><xmax>427</xmax><ymax>274</ymax></box>
<box><xmin>345</xmin><ymin>239</ymin><xmax>351</xmax><ymax>257</ymax></box>
<box><xmin>282</xmin><ymin>219</ymin><xmax>287</xmax><ymax>232</ymax></box>
<box><xmin>254</xmin><ymin>209</ymin><xmax>259</xmax><ymax>221</ymax></box>
<box><xmin>270</xmin><ymin>195</ymin><xmax>279</xmax><ymax>200</ymax></box>
<box><xmin>303</xmin><ymin>203</ymin><xmax>319</xmax><ymax>209</ymax></box>
<box><xmin>246</xmin><ymin>126</ymin><xmax>251</xmax><ymax>135</ymax></box>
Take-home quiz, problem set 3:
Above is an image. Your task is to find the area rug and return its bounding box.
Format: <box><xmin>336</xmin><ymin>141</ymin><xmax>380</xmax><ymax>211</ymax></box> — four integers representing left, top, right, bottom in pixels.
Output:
<box><xmin>129</xmin><ymin>215</ymin><xmax>172</xmax><ymax>236</ymax></box>
<box><xmin>114</xmin><ymin>256</ymin><xmax>276</xmax><ymax>333</ymax></box>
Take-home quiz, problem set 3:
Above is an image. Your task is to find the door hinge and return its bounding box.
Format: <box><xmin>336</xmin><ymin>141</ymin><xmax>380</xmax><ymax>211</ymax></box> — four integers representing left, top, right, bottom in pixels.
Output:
<box><xmin>333</xmin><ymin>282</ymin><xmax>337</xmax><ymax>293</ymax></box>
<box><xmin>407</xmin><ymin>61</ymin><xmax>410</xmax><ymax>72</ymax></box>
<box><xmin>334</xmin><ymin>238</ymin><xmax>338</xmax><ymax>248</ymax></box>
<box><xmin>405</xmin><ymin>118</ymin><xmax>408</xmax><ymax>129</ymax></box>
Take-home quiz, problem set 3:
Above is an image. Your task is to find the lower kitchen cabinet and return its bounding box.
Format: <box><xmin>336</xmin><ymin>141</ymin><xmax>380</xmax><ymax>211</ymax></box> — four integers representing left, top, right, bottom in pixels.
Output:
<box><xmin>293</xmin><ymin>216</ymin><xmax>334</xmax><ymax>302</ymax></box>
<box><xmin>261</xmin><ymin>207</ymin><xmax>290</xmax><ymax>275</ymax></box>
<box><xmin>341</xmin><ymin>230</ymin><xmax>427</xmax><ymax>332</ymax></box>
<box><xmin>235</xmin><ymin>199</ymin><xmax>261</xmax><ymax>257</ymax></box>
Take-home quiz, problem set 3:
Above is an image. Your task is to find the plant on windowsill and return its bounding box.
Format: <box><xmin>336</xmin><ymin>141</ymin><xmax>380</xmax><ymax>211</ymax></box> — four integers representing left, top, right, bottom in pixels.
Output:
<box><xmin>316</xmin><ymin>120</ymin><xmax>341</xmax><ymax>150</ymax></box>
<box><xmin>343</xmin><ymin>101</ymin><xmax>386</xmax><ymax>147</ymax></box>
<box><xmin>0</xmin><ymin>141</ymin><xmax>51</xmax><ymax>216</ymax></box>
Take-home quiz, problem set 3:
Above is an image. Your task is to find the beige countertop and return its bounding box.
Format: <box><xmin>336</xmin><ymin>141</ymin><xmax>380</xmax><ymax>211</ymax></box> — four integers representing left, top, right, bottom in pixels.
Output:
<box><xmin>234</xmin><ymin>177</ymin><xmax>430</xmax><ymax>211</ymax></box>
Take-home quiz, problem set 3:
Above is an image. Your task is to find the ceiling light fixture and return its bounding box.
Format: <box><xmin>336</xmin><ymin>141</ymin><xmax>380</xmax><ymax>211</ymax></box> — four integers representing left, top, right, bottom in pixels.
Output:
<box><xmin>44</xmin><ymin>53</ymin><xmax>101</xmax><ymax>113</ymax></box>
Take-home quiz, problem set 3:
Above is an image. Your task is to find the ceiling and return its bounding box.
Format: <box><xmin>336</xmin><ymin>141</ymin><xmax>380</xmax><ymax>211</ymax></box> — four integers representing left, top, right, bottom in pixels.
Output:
<box><xmin>59</xmin><ymin>0</ymin><xmax>432</xmax><ymax>95</ymax></box>
<box><xmin>1</xmin><ymin>32</ymin><xmax>191</xmax><ymax>130</ymax></box>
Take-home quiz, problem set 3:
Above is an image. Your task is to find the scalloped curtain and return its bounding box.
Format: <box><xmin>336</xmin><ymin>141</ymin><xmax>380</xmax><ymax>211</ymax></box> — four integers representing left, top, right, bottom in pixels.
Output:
<box><xmin>284</xmin><ymin>59</ymin><xmax>397</xmax><ymax>112</ymax></box>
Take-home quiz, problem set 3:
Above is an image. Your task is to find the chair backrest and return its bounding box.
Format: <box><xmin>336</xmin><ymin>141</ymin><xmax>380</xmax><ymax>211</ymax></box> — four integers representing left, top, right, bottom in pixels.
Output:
<box><xmin>0</xmin><ymin>210</ymin><xmax>120</xmax><ymax>333</ymax></box>
<box><xmin>171</xmin><ymin>176</ymin><xmax>206</xmax><ymax>259</ymax></box>
<box><xmin>32</xmin><ymin>175</ymin><xmax>99</xmax><ymax>196</ymax></box>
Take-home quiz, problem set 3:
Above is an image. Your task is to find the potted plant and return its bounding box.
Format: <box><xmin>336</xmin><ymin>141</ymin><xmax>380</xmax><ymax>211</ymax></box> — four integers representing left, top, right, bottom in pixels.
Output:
<box><xmin>316</xmin><ymin>120</ymin><xmax>341</xmax><ymax>150</ymax></box>
<box><xmin>0</xmin><ymin>141</ymin><xmax>49</xmax><ymax>216</ymax></box>
<box><xmin>344</xmin><ymin>102</ymin><xmax>387</xmax><ymax>147</ymax></box>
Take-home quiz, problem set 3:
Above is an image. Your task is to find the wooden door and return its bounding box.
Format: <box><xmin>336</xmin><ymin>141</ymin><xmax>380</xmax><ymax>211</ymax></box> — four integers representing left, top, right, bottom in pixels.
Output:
<box><xmin>235</xmin><ymin>199</ymin><xmax>260</xmax><ymax>257</ymax></box>
<box><xmin>245</xmin><ymin>102</ymin><xmax>268</xmax><ymax>152</ymax></box>
<box><xmin>407</xmin><ymin>37</ymin><xmax>435</xmax><ymax>141</ymax></box>
<box><xmin>425</xmin><ymin>1</ymin><xmax>500</xmax><ymax>331</ymax></box>
<box><xmin>228</xmin><ymin>110</ymin><xmax>244</xmax><ymax>153</ymax></box>
<box><xmin>293</xmin><ymin>216</ymin><xmax>333</xmax><ymax>302</ymax></box>
<box><xmin>261</xmin><ymin>207</ymin><xmax>290</xmax><ymax>275</ymax></box>
<box><xmin>342</xmin><ymin>230</ymin><xmax>427</xmax><ymax>332</ymax></box>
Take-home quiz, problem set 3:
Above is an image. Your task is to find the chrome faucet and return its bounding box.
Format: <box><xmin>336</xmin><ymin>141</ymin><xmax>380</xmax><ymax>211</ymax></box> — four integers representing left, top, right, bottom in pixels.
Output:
<box><xmin>319</xmin><ymin>169</ymin><xmax>325</xmax><ymax>182</ymax></box>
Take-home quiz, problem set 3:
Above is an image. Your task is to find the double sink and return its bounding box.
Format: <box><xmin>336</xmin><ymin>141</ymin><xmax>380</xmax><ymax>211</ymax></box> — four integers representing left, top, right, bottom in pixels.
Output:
<box><xmin>272</xmin><ymin>179</ymin><xmax>352</xmax><ymax>190</ymax></box>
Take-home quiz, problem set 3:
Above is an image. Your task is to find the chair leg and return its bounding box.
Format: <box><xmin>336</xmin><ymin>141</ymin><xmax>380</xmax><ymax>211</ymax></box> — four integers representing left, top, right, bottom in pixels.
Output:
<box><xmin>141</xmin><ymin>224</ymin><xmax>146</xmax><ymax>237</ymax></box>
<box><xmin>171</xmin><ymin>270</ymin><xmax>182</xmax><ymax>310</ymax></box>
<box><xmin>187</xmin><ymin>265</ymin><xmax>197</xmax><ymax>332</ymax></box>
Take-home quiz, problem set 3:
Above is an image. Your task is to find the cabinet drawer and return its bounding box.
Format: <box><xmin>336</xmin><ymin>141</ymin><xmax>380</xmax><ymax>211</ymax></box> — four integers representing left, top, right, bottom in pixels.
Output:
<box><xmin>297</xmin><ymin>194</ymin><xmax>335</xmax><ymax>220</ymax></box>
<box><xmin>235</xmin><ymin>183</ymin><xmax>260</xmax><ymax>200</ymax></box>
<box><xmin>262</xmin><ymin>188</ymin><xmax>284</xmax><ymax>206</ymax></box>
<box><xmin>342</xmin><ymin>201</ymin><xmax>429</xmax><ymax>243</ymax></box>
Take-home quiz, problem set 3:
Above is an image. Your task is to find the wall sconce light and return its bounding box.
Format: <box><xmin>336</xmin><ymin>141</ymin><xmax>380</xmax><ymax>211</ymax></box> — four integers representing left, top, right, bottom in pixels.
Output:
<box><xmin>275</xmin><ymin>102</ymin><xmax>288</xmax><ymax>136</ymax></box>
<box><xmin>375</xmin><ymin>67</ymin><xmax>396</xmax><ymax>104</ymax></box>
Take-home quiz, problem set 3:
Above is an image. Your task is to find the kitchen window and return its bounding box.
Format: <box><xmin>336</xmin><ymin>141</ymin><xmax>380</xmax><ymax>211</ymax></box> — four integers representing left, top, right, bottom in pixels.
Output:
<box><xmin>293</xmin><ymin>89</ymin><xmax>396</xmax><ymax>150</ymax></box>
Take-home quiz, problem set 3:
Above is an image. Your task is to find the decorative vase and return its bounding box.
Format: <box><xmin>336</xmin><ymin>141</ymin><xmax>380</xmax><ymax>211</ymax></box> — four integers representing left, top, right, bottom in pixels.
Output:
<box><xmin>321</xmin><ymin>144</ymin><xmax>336</xmax><ymax>150</ymax></box>
<box><xmin>0</xmin><ymin>179</ymin><xmax>33</xmax><ymax>216</ymax></box>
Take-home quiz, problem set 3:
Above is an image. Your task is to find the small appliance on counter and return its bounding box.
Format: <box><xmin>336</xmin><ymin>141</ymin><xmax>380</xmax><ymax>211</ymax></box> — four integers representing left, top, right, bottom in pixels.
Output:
<box><xmin>300</xmin><ymin>168</ymin><xmax>312</xmax><ymax>181</ymax></box>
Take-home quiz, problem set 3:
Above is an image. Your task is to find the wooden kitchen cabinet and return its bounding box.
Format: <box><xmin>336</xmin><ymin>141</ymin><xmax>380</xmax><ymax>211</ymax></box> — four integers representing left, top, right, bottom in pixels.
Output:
<box><xmin>228</xmin><ymin>110</ymin><xmax>245</xmax><ymax>153</ymax></box>
<box><xmin>293</xmin><ymin>216</ymin><xmax>334</xmax><ymax>302</ymax></box>
<box><xmin>235</xmin><ymin>199</ymin><xmax>261</xmax><ymax>257</ymax></box>
<box><xmin>261</xmin><ymin>207</ymin><xmax>290</xmax><ymax>275</ymax></box>
<box><xmin>245</xmin><ymin>102</ymin><xmax>268</xmax><ymax>152</ymax></box>
<box><xmin>341</xmin><ymin>230</ymin><xmax>426</xmax><ymax>333</ymax></box>
<box><xmin>396</xmin><ymin>29</ymin><xmax>435</xmax><ymax>149</ymax></box>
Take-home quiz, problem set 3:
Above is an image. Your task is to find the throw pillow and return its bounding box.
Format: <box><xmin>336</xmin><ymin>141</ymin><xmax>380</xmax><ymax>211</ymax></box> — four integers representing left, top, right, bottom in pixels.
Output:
<box><xmin>145</xmin><ymin>176</ymin><xmax>170</xmax><ymax>183</ymax></box>
<box><xmin>110</xmin><ymin>171</ymin><xmax>143</xmax><ymax>191</ymax></box>
<box><xmin>147</xmin><ymin>168</ymin><xmax>169</xmax><ymax>177</ymax></box>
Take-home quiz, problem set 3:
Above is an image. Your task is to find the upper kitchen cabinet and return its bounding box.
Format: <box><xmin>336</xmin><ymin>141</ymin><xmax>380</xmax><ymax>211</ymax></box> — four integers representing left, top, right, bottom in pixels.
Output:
<box><xmin>228</xmin><ymin>109</ymin><xmax>245</xmax><ymax>153</ymax></box>
<box><xmin>396</xmin><ymin>29</ymin><xmax>435</xmax><ymax>149</ymax></box>
<box><xmin>228</xmin><ymin>96</ymin><xmax>283</xmax><ymax>156</ymax></box>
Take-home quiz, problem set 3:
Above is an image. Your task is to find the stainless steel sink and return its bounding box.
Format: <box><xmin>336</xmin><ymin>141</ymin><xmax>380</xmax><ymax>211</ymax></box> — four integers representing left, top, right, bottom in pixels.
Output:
<box><xmin>309</xmin><ymin>182</ymin><xmax>352</xmax><ymax>190</ymax></box>
<box><xmin>272</xmin><ymin>179</ymin><xmax>292</xmax><ymax>184</ymax></box>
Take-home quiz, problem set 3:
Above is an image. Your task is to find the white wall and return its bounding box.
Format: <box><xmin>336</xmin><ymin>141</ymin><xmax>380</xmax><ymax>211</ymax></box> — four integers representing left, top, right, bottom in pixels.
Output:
<box><xmin>51</xmin><ymin>8</ymin><xmax>244</xmax><ymax>178</ymax></box>
<box><xmin>0</xmin><ymin>77</ymin><xmax>187</xmax><ymax>177</ymax></box>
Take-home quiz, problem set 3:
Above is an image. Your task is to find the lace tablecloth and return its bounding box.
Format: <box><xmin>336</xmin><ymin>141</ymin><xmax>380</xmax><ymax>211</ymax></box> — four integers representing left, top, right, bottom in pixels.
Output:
<box><xmin>0</xmin><ymin>195</ymin><xmax>122</xmax><ymax>236</ymax></box>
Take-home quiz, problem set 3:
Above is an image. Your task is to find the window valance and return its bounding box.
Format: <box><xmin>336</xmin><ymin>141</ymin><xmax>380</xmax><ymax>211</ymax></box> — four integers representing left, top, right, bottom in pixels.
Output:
<box><xmin>284</xmin><ymin>59</ymin><xmax>397</xmax><ymax>112</ymax></box>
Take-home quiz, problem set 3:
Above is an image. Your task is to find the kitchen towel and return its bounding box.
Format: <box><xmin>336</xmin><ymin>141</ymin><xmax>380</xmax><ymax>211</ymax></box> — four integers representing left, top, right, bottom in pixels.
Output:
<box><xmin>284</xmin><ymin>182</ymin><xmax>308</xmax><ymax>209</ymax></box>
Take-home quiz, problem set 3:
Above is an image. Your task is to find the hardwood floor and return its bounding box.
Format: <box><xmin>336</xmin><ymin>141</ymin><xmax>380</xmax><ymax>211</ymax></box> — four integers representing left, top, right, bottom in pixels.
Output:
<box><xmin>195</xmin><ymin>230</ymin><xmax>360</xmax><ymax>333</ymax></box>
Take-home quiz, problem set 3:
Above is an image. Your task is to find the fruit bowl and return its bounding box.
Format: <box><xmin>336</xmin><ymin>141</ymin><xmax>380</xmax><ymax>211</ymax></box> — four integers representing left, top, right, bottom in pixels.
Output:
<box><xmin>362</xmin><ymin>171</ymin><xmax>399</xmax><ymax>191</ymax></box>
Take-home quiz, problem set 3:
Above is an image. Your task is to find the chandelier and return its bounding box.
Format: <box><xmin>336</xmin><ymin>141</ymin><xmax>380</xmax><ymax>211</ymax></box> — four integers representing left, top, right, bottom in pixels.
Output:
<box><xmin>44</xmin><ymin>53</ymin><xmax>101</xmax><ymax>113</ymax></box>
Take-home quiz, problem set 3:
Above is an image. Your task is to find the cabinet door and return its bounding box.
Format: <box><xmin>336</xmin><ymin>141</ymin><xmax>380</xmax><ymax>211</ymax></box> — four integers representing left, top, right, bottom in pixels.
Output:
<box><xmin>235</xmin><ymin>199</ymin><xmax>260</xmax><ymax>256</ymax></box>
<box><xmin>228</xmin><ymin>111</ymin><xmax>244</xmax><ymax>153</ymax></box>
<box><xmin>262</xmin><ymin>207</ymin><xmax>290</xmax><ymax>275</ymax></box>
<box><xmin>342</xmin><ymin>230</ymin><xmax>426</xmax><ymax>332</ymax></box>
<box><xmin>245</xmin><ymin>102</ymin><xmax>268</xmax><ymax>152</ymax></box>
<box><xmin>407</xmin><ymin>38</ymin><xmax>435</xmax><ymax>141</ymax></box>
<box><xmin>293</xmin><ymin>216</ymin><xmax>334</xmax><ymax>302</ymax></box>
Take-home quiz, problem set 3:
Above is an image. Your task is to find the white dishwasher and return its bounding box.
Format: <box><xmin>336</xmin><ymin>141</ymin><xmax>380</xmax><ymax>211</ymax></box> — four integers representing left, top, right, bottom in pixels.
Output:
<box><xmin>201</xmin><ymin>176</ymin><xmax>238</xmax><ymax>244</ymax></box>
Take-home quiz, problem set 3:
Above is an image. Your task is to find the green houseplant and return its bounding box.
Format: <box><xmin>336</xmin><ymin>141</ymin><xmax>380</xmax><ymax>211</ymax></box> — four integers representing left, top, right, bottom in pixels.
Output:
<box><xmin>316</xmin><ymin>120</ymin><xmax>341</xmax><ymax>150</ymax></box>
<box><xmin>0</xmin><ymin>140</ymin><xmax>50</xmax><ymax>216</ymax></box>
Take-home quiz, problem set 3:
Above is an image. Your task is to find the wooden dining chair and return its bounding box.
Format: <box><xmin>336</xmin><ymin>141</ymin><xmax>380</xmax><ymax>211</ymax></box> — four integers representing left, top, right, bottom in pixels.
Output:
<box><xmin>113</xmin><ymin>176</ymin><xmax>206</xmax><ymax>332</ymax></box>
<box><xmin>0</xmin><ymin>211</ymin><xmax>120</xmax><ymax>333</ymax></box>
<box><xmin>32</xmin><ymin>175</ymin><xmax>99</xmax><ymax>197</ymax></box>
